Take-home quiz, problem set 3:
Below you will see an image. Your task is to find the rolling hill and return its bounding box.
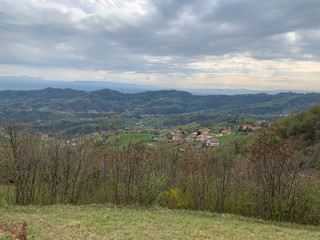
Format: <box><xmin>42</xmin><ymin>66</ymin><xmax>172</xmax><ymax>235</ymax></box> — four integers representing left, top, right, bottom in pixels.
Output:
<box><xmin>0</xmin><ymin>88</ymin><xmax>320</xmax><ymax>133</ymax></box>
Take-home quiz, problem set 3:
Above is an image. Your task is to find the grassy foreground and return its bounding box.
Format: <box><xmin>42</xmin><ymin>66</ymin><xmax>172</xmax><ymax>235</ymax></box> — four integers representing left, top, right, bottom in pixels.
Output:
<box><xmin>1</xmin><ymin>204</ymin><xmax>320</xmax><ymax>239</ymax></box>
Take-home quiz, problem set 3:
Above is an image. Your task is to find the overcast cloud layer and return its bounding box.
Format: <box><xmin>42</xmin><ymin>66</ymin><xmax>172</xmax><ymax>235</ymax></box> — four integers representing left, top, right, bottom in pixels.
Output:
<box><xmin>1</xmin><ymin>0</ymin><xmax>320</xmax><ymax>90</ymax></box>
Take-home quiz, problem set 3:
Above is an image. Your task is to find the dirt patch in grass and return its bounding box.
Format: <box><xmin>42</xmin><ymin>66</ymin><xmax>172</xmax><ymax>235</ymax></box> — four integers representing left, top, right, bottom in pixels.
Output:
<box><xmin>0</xmin><ymin>217</ymin><xmax>28</xmax><ymax>240</ymax></box>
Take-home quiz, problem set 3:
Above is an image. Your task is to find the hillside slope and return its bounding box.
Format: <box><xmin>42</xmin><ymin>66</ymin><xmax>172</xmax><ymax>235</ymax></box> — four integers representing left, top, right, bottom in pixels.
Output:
<box><xmin>1</xmin><ymin>88</ymin><xmax>320</xmax><ymax>123</ymax></box>
<box><xmin>276</xmin><ymin>104</ymin><xmax>320</xmax><ymax>169</ymax></box>
<box><xmin>1</xmin><ymin>204</ymin><xmax>320</xmax><ymax>239</ymax></box>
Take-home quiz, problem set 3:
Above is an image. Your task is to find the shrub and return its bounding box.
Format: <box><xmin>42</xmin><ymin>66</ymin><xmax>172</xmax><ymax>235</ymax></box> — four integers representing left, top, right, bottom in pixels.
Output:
<box><xmin>165</xmin><ymin>188</ymin><xmax>193</xmax><ymax>209</ymax></box>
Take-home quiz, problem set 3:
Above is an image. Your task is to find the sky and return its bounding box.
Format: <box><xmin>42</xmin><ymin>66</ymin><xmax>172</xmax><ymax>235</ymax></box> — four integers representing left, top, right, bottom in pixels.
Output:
<box><xmin>1</xmin><ymin>0</ymin><xmax>320</xmax><ymax>90</ymax></box>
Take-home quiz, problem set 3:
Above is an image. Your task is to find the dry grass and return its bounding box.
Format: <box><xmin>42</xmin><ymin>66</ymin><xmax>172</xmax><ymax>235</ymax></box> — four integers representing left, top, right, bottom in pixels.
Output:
<box><xmin>0</xmin><ymin>204</ymin><xmax>320</xmax><ymax>239</ymax></box>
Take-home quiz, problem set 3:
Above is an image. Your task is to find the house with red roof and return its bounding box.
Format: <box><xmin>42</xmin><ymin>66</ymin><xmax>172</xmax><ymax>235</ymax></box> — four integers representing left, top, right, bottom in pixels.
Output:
<box><xmin>199</xmin><ymin>128</ymin><xmax>211</xmax><ymax>134</ymax></box>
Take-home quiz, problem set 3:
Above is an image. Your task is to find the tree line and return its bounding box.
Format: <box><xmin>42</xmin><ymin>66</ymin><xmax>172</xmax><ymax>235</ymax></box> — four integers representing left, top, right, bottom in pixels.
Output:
<box><xmin>0</xmin><ymin>114</ymin><xmax>320</xmax><ymax>225</ymax></box>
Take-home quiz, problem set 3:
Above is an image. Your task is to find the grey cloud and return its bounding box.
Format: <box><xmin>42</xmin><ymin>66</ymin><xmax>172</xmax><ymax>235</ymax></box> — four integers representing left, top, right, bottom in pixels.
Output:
<box><xmin>0</xmin><ymin>0</ymin><xmax>320</xmax><ymax>74</ymax></box>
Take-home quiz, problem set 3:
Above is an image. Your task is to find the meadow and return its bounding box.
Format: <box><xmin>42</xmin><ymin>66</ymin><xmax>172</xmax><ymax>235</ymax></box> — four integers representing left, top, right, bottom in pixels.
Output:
<box><xmin>1</xmin><ymin>204</ymin><xmax>320</xmax><ymax>239</ymax></box>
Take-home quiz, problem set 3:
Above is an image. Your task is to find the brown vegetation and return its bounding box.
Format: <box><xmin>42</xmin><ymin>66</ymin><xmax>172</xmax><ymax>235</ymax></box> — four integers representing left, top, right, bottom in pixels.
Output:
<box><xmin>0</xmin><ymin>218</ymin><xmax>28</xmax><ymax>240</ymax></box>
<box><xmin>0</xmin><ymin>109</ymin><xmax>320</xmax><ymax>225</ymax></box>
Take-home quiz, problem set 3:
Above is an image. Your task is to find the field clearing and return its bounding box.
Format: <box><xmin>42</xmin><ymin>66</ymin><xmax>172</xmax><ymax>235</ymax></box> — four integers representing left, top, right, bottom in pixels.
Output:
<box><xmin>216</xmin><ymin>133</ymin><xmax>247</xmax><ymax>145</ymax></box>
<box><xmin>108</xmin><ymin>132</ymin><xmax>156</xmax><ymax>148</ymax></box>
<box><xmin>1</xmin><ymin>204</ymin><xmax>320</xmax><ymax>239</ymax></box>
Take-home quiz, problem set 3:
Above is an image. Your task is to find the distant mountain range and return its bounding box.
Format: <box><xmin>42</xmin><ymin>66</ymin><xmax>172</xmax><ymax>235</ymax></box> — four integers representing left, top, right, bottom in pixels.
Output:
<box><xmin>0</xmin><ymin>76</ymin><xmax>316</xmax><ymax>95</ymax></box>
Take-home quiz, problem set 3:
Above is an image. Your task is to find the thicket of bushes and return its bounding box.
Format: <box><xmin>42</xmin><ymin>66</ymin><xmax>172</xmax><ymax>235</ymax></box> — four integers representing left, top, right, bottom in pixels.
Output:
<box><xmin>1</xmin><ymin>105</ymin><xmax>320</xmax><ymax>225</ymax></box>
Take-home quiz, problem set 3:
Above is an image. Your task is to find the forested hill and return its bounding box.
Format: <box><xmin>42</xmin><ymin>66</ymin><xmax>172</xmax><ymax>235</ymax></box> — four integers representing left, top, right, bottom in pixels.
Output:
<box><xmin>1</xmin><ymin>88</ymin><xmax>320</xmax><ymax>123</ymax></box>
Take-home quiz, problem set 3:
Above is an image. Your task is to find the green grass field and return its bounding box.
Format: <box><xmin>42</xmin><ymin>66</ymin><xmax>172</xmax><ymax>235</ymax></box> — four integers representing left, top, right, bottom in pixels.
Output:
<box><xmin>1</xmin><ymin>204</ymin><xmax>320</xmax><ymax>239</ymax></box>
<box><xmin>107</xmin><ymin>132</ymin><xmax>156</xmax><ymax>148</ymax></box>
<box><xmin>216</xmin><ymin>133</ymin><xmax>247</xmax><ymax>145</ymax></box>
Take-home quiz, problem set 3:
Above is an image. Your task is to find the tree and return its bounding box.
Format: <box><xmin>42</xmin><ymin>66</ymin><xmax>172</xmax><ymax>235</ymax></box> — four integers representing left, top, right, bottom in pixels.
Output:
<box><xmin>248</xmin><ymin>124</ymin><xmax>301</xmax><ymax>221</ymax></box>
<box><xmin>1</xmin><ymin>120</ymin><xmax>44</xmax><ymax>205</ymax></box>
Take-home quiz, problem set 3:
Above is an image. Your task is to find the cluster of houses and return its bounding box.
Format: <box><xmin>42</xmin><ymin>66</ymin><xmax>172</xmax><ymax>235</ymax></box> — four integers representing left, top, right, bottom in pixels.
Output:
<box><xmin>171</xmin><ymin>128</ymin><xmax>221</xmax><ymax>147</ymax></box>
<box><xmin>241</xmin><ymin>124</ymin><xmax>261</xmax><ymax>132</ymax></box>
<box><xmin>170</xmin><ymin>123</ymin><xmax>263</xmax><ymax>147</ymax></box>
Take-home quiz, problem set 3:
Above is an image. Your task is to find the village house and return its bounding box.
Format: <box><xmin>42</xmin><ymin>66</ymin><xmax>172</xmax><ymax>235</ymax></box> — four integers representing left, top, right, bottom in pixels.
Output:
<box><xmin>242</xmin><ymin>124</ymin><xmax>254</xmax><ymax>130</ymax></box>
<box><xmin>196</xmin><ymin>135</ymin><xmax>206</xmax><ymax>141</ymax></box>
<box><xmin>187</xmin><ymin>131</ymin><xmax>211</xmax><ymax>142</ymax></box>
<box><xmin>242</xmin><ymin>125</ymin><xmax>261</xmax><ymax>132</ymax></box>
<box><xmin>199</xmin><ymin>128</ymin><xmax>211</xmax><ymax>134</ymax></box>
<box><xmin>41</xmin><ymin>134</ymin><xmax>50</xmax><ymax>141</ymax></box>
<box><xmin>187</xmin><ymin>133</ymin><xmax>198</xmax><ymax>142</ymax></box>
<box><xmin>172</xmin><ymin>130</ymin><xmax>183</xmax><ymax>141</ymax></box>
<box><xmin>204</xmin><ymin>138</ymin><xmax>220</xmax><ymax>147</ymax></box>
<box><xmin>198</xmin><ymin>138</ymin><xmax>220</xmax><ymax>147</ymax></box>
<box><xmin>251</xmin><ymin>126</ymin><xmax>261</xmax><ymax>131</ymax></box>
<box><xmin>221</xmin><ymin>129</ymin><xmax>232</xmax><ymax>136</ymax></box>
